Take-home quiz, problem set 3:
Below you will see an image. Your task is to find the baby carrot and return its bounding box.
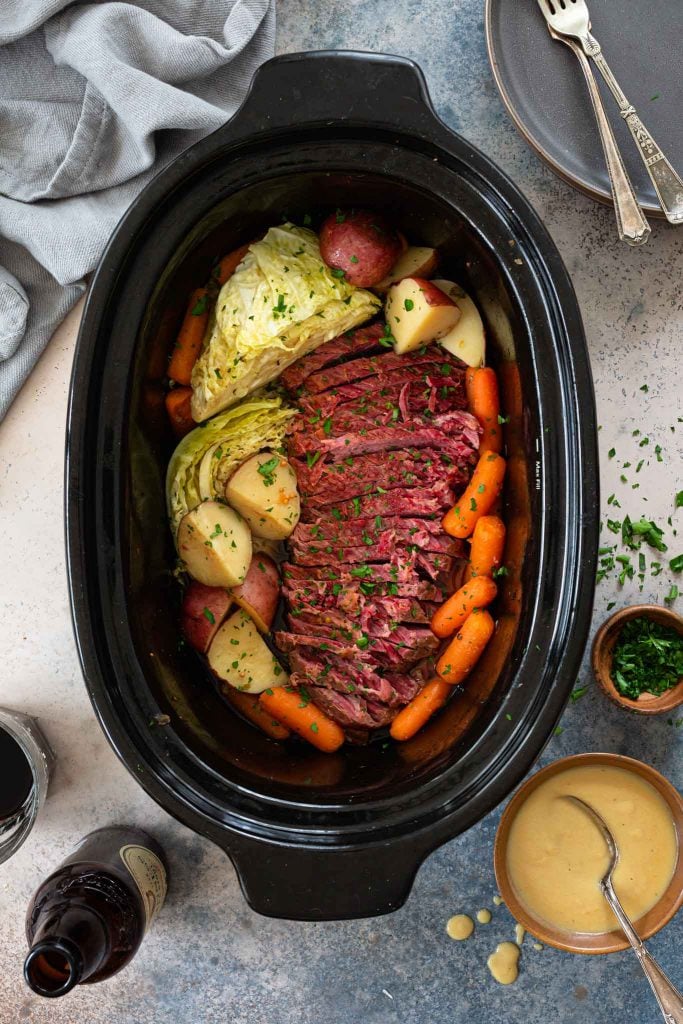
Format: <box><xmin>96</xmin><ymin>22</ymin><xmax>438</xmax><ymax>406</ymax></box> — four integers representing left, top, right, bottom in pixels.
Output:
<box><xmin>167</xmin><ymin>288</ymin><xmax>209</xmax><ymax>385</ymax></box>
<box><xmin>465</xmin><ymin>515</ymin><xmax>506</xmax><ymax>581</ymax></box>
<box><xmin>431</xmin><ymin>576</ymin><xmax>498</xmax><ymax>639</ymax></box>
<box><xmin>436</xmin><ymin>609</ymin><xmax>495</xmax><ymax>685</ymax></box>
<box><xmin>164</xmin><ymin>386</ymin><xmax>195</xmax><ymax>439</ymax></box>
<box><xmin>443</xmin><ymin>452</ymin><xmax>506</xmax><ymax>539</ymax></box>
<box><xmin>259</xmin><ymin>686</ymin><xmax>345</xmax><ymax>753</ymax></box>
<box><xmin>223</xmin><ymin>688</ymin><xmax>291</xmax><ymax>741</ymax></box>
<box><xmin>215</xmin><ymin>243</ymin><xmax>251</xmax><ymax>286</ymax></box>
<box><xmin>390</xmin><ymin>677</ymin><xmax>452</xmax><ymax>742</ymax></box>
<box><xmin>466</xmin><ymin>366</ymin><xmax>502</xmax><ymax>453</ymax></box>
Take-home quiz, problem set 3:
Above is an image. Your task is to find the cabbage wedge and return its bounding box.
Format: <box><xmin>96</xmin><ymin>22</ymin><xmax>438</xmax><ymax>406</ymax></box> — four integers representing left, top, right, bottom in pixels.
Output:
<box><xmin>190</xmin><ymin>224</ymin><xmax>380</xmax><ymax>421</ymax></box>
<box><xmin>166</xmin><ymin>393</ymin><xmax>296</xmax><ymax>537</ymax></box>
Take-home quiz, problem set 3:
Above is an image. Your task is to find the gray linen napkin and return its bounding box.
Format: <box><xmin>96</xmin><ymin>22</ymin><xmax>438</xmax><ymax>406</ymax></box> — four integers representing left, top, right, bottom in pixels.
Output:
<box><xmin>0</xmin><ymin>0</ymin><xmax>275</xmax><ymax>420</ymax></box>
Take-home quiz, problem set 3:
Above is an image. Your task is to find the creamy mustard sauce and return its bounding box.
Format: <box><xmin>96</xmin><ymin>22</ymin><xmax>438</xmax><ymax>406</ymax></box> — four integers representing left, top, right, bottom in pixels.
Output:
<box><xmin>487</xmin><ymin>941</ymin><xmax>520</xmax><ymax>985</ymax></box>
<box><xmin>476</xmin><ymin>909</ymin><xmax>492</xmax><ymax>924</ymax></box>
<box><xmin>446</xmin><ymin>914</ymin><xmax>474</xmax><ymax>940</ymax></box>
<box><xmin>492</xmin><ymin>895</ymin><xmax>504</xmax><ymax>906</ymax></box>
<box><xmin>506</xmin><ymin>765</ymin><xmax>678</xmax><ymax>934</ymax></box>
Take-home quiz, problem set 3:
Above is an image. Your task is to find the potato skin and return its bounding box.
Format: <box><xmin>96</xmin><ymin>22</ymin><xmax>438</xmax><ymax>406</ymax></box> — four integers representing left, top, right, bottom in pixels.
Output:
<box><xmin>319</xmin><ymin>210</ymin><xmax>402</xmax><ymax>287</ymax></box>
<box><xmin>181</xmin><ymin>581</ymin><xmax>232</xmax><ymax>653</ymax></box>
<box><xmin>231</xmin><ymin>554</ymin><xmax>280</xmax><ymax>633</ymax></box>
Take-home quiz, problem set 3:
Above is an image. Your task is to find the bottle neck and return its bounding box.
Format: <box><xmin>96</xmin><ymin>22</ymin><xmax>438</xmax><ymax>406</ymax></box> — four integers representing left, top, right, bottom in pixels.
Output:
<box><xmin>24</xmin><ymin>904</ymin><xmax>109</xmax><ymax>997</ymax></box>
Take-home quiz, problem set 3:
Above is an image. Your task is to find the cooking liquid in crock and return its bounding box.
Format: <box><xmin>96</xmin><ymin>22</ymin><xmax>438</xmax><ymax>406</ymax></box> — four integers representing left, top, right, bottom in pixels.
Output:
<box><xmin>506</xmin><ymin>765</ymin><xmax>678</xmax><ymax>934</ymax></box>
<box><xmin>0</xmin><ymin>727</ymin><xmax>33</xmax><ymax>820</ymax></box>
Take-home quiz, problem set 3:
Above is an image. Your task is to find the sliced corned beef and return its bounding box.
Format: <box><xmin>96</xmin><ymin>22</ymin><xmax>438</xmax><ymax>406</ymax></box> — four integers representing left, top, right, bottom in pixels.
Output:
<box><xmin>287</xmin><ymin>411</ymin><xmax>480</xmax><ymax>460</ymax></box>
<box><xmin>281</xmin><ymin>561</ymin><xmax>426</xmax><ymax>587</ymax></box>
<box><xmin>286</xmin><ymin>583</ymin><xmax>437</xmax><ymax>625</ymax></box>
<box><xmin>280</xmin><ymin>324</ymin><xmax>385</xmax><ymax>392</ymax></box>
<box><xmin>292</xmin><ymin>515</ymin><xmax>450</xmax><ymax>547</ymax></box>
<box><xmin>288</xmin><ymin>601</ymin><xmax>435</xmax><ymax>640</ymax></box>
<box><xmin>288</xmin><ymin>524</ymin><xmax>458</xmax><ymax>565</ymax></box>
<box><xmin>289</xmin><ymin>380</ymin><xmax>463</xmax><ymax>441</ymax></box>
<box><xmin>271</xmin><ymin>334</ymin><xmax>483</xmax><ymax>734</ymax></box>
<box><xmin>275</xmin><ymin>629</ymin><xmax>433</xmax><ymax>673</ymax></box>
<box><xmin>297</xmin><ymin>369</ymin><xmax>465</xmax><ymax>419</ymax></box>
<box><xmin>305</xmin><ymin>687</ymin><xmax>379</xmax><ymax>729</ymax></box>
<box><xmin>292</xmin><ymin>445</ymin><xmax>475</xmax><ymax>500</ymax></box>
<box><xmin>300</xmin><ymin>482</ymin><xmax>455</xmax><ymax>521</ymax></box>
<box><xmin>301</xmin><ymin>348</ymin><xmax>462</xmax><ymax>395</ymax></box>
<box><xmin>290</xmin><ymin>666</ymin><xmax>395</xmax><ymax>704</ymax></box>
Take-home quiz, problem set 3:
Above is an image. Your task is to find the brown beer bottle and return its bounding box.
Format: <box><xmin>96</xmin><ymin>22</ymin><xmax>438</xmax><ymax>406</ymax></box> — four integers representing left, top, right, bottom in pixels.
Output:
<box><xmin>24</xmin><ymin>826</ymin><xmax>168</xmax><ymax>997</ymax></box>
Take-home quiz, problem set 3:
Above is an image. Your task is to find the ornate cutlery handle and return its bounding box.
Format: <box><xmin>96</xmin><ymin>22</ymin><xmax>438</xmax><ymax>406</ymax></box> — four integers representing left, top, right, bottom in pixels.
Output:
<box><xmin>557</xmin><ymin>33</ymin><xmax>650</xmax><ymax>245</ymax></box>
<box><xmin>602</xmin><ymin>879</ymin><xmax>683</xmax><ymax>1024</ymax></box>
<box><xmin>583</xmin><ymin>35</ymin><xmax>683</xmax><ymax>224</ymax></box>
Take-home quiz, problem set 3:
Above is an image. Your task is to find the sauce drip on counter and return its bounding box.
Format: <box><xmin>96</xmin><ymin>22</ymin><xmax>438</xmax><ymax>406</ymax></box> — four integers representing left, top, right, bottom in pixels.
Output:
<box><xmin>487</xmin><ymin>942</ymin><xmax>520</xmax><ymax>985</ymax></box>
<box><xmin>476</xmin><ymin>909</ymin><xmax>492</xmax><ymax>924</ymax></box>
<box><xmin>506</xmin><ymin>765</ymin><xmax>678</xmax><ymax>934</ymax></box>
<box><xmin>446</xmin><ymin>914</ymin><xmax>474</xmax><ymax>940</ymax></box>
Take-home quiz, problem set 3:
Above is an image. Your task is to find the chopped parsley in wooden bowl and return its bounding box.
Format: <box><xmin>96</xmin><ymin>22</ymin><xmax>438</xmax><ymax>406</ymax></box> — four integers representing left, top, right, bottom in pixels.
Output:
<box><xmin>592</xmin><ymin>605</ymin><xmax>683</xmax><ymax>715</ymax></box>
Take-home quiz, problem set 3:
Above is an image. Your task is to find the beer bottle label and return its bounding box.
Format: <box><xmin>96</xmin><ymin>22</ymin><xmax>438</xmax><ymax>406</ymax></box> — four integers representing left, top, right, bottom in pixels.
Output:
<box><xmin>119</xmin><ymin>845</ymin><xmax>167</xmax><ymax>931</ymax></box>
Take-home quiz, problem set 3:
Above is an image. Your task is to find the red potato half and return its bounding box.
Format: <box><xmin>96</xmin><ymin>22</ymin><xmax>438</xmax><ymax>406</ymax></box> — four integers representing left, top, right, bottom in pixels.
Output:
<box><xmin>231</xmin><ymin>554</ymin><xmax>280</xmax><ymax>633</ymax></box>
<box><xmin>319</xmin><ymin>210</ymin><xmax>402</xmax><ymax>287</ymax></box>
<box><xmin>181</xmin><ymin>581</ymin><xmax>232</xmax><ymax>653</ymax></box>
<box><xmin>432</xmin><ymin>279</ymin><xmax>486</xmax><ymax>367</ymax></box>
<box><xmin>385</xmin><ymin>277</ymin><xmax>461</xmax><ymax>355</ymax></box>
<box><xmin>374</xmin><ymin>246</ymin><xmax>439</xmax><ymax>292</ymax></box>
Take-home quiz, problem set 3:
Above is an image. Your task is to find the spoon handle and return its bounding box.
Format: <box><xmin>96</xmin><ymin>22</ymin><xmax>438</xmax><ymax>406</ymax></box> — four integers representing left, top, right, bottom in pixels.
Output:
<box><xmin>603</xmin><ymin>880</ymin><xmax>683</xmax><ymax>1024</ymax></box>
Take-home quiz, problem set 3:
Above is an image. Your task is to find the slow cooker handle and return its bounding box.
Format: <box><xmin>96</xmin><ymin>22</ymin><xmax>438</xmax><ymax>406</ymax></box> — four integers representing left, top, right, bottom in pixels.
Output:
<box><xmin>220</xmin><ymin>834</ymin><xmax>430</xmax><ymax>920</ymax></box>
<box><xmin>223</xmin><ymin>50</ymin><xmax>439</xmax><ymax>138</ymax></box>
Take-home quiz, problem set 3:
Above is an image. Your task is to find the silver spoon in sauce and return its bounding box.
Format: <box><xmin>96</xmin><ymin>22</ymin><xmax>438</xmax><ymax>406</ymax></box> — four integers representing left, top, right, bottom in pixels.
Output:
<box><xmin>565</xmin><ymin>795</ymin><xmax>683</xmax><ymax>1024</ymax></box>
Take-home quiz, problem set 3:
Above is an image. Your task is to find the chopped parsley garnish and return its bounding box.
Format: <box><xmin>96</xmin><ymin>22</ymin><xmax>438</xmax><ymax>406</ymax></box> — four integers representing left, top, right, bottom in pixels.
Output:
<box><xmin>191</xmin><ymin>295</ymin><xmax>208</xmax><ymax>316</ymax></box>
<box><xmin>257</xmin><ymin>455</ymin><xmax>280</xmax><ymax>486</ymax></box>
<box><xmin>403</xmin><ymin>298</ymin><xmax>414</xmax><ymax>311</ymax></box>
<box><xmin>331</xmin><ymin>268</ymin><xmax>346</xmax><ymax>279</ymax></box>
<box><xmin>202</xmin><ymin>607</ymin><xmax>215</xmax><ymax>624</ymax></box>
<box><xmin>272</xmin><ymin>294</ymin><xmax>287</xmax><ymax>316</ymax></box>
<box><xmin>612</xmin><ymin>616</ymin><xmax>683</xmax><ymax>699</ymax></box>
<box><xmin>306</xmin><ymin>451</ymin><xmax>322</xmax><ymax>468</ymax></box>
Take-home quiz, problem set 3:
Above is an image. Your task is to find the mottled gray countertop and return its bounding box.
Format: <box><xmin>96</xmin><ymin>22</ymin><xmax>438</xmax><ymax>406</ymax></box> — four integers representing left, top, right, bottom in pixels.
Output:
<box><xmin>1</xmin><ymin>2</ymin><xmax>682</xmax><ymax>1022</ymax></box>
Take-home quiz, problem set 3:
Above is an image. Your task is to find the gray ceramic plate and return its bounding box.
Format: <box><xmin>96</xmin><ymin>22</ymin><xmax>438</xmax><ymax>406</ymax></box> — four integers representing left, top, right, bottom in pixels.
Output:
<box><xmin>485</xmin><ymin>0</ymin><xmax>683</xmax><ymax>217</ymax></box>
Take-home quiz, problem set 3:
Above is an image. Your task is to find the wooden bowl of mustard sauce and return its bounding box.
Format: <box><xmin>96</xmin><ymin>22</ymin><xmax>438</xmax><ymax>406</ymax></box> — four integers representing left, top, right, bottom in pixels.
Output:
<box><xmin>494</xmin><ymin>753</ymin><xmax>683</xmax><ymax>954</ymax></box>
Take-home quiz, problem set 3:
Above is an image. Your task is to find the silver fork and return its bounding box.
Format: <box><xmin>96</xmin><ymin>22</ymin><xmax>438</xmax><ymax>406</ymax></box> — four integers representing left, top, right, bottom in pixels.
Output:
<box><xmin>537</xmin><ymin>0</ymin><xmax>683</xmax><ymax>224</ymax></box>
<box><xmin>565</xmin><ymin>796</ymin><xmax>683</xmax><ymax>1024</ymax></box>
<box><xmin>546</xmin><ymin>25</ymin><xmax>650</xmax><ymax>245</ymax></box>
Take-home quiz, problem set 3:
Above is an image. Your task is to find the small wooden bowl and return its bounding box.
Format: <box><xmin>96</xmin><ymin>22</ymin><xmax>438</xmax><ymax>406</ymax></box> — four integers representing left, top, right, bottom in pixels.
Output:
<box><xmin>494</xmin><ymin>753</ymin><xmax>683</xmax><ymax>954</ymax></box>
<box><xmin>592</xmin><ymin>604</ymin><xmax>683</xmax><ymax>715</ymax></box>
